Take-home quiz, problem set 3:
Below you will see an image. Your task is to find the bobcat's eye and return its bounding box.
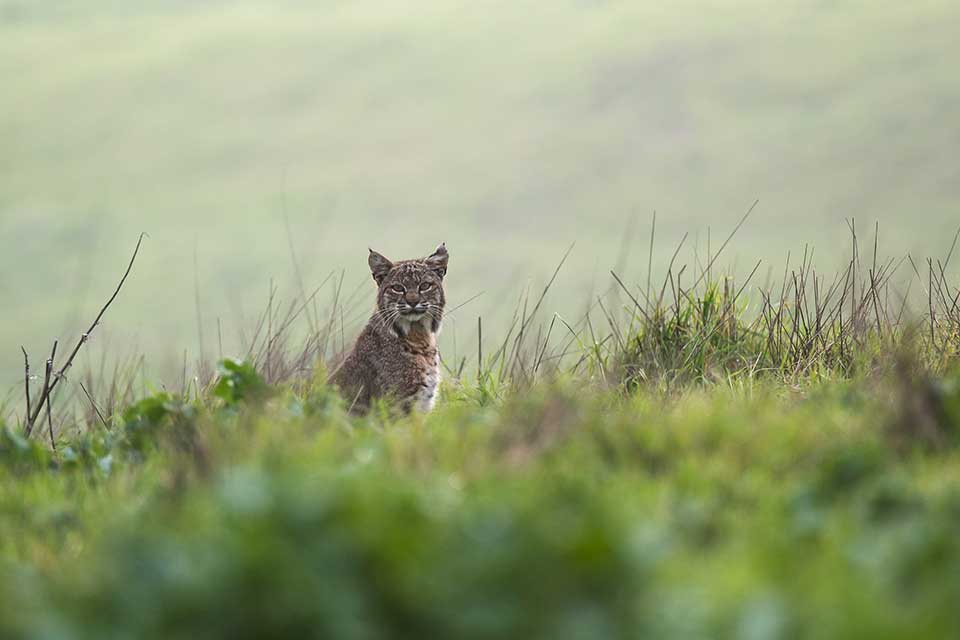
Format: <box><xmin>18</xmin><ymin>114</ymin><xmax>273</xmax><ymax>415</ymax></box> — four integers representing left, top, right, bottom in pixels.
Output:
<box><xmin>390</xmin><ymin>284</ymin><xmax>405</xmax><ymax>294</ymax></box>
<box><xmin>419</xmin><ymin>282</ymin><xmax>433</xmax><ymax>292</ymax></box>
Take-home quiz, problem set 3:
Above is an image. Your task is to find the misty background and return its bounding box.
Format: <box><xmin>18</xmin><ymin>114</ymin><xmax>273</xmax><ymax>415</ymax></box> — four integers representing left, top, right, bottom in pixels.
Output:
<box><xmin>2</xmin><ymin>0</ymin><xmax>958</xmax><ymax>388</ymax></box>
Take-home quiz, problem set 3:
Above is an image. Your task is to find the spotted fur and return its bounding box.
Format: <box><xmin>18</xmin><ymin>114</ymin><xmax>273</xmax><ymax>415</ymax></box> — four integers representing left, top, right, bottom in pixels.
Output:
<box><xmin>330</xmin><ymin>244</ymin><xmax>448</xmax><ymax>413</ymax></box>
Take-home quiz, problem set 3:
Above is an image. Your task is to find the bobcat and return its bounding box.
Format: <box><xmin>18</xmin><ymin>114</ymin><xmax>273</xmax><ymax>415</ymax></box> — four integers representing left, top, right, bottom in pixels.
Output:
<box><xmin>330</xmin><ymin>244</ymin><xmax>448</xmax><ymax>413</ymax></box>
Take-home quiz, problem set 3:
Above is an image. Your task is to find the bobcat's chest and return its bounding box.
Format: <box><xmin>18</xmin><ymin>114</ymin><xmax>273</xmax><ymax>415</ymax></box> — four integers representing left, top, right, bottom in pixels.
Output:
<box><xmin>412</xmin><ymin>353</ymin><xmax>440</xmax><ymax>412</ymax></box>
<box><xmin>398</xmin><ymin>325</ymin><xmax>441</xmax><ymax>413</ymax></box>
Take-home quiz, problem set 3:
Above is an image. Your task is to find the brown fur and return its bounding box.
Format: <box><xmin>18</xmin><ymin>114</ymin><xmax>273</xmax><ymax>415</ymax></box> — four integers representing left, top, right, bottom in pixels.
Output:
<box><xmin>330</xmin><ymin>245</ymin><xmax>448</xmax><ymax>413</ymax></box>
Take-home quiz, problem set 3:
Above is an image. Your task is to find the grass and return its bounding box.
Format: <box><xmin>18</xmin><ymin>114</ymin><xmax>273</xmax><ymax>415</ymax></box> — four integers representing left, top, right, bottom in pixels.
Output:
<box><xmin>2</xmin><ymin>0</ymin><xmax>960</xmax><ymax>378</ymax></box>
<box><xmin>4</xmin><ymin>3</ymin><xmax>960</xmax><ymax>635</ymax></box>
<box><xmin>2</xmin><ymin>235</ymin><xmax>960</xmax><ymax>637</ymax></box>
<box><xmin>2</xmin><ymin>369</ymin><xmax>960</xmax><ymax>638</ymax></box>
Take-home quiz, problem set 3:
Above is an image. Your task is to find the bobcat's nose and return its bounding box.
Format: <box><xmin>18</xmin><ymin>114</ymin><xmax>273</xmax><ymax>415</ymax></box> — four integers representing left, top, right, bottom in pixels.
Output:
<box><xmin>404</xmin><ymin>292</ymin><xmax>421</xmax><ymax>306</ymax></box>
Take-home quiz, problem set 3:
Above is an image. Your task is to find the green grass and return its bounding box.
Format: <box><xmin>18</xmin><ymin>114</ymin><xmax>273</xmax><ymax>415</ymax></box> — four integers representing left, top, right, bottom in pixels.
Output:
<box><xmin>2</xmin><ymin>248</ymin><xmax>960</xmax><ymax>637</ymax></box>
<box><xmin>2</xmin><ymin>0</ymin><xmax>960</xmax><ymax>379</ymax></box>
<box><xmin>2</xmin><ymin>368</ymin><xmax>960</xmax><ymax>638</ymax></box>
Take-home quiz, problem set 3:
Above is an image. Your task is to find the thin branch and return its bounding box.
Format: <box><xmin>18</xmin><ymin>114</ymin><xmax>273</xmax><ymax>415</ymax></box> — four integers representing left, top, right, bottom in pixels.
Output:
<box><xmin>27</xmin><ymin>234</ymin><xmax>146</xmax><ymax>430</ymax></box>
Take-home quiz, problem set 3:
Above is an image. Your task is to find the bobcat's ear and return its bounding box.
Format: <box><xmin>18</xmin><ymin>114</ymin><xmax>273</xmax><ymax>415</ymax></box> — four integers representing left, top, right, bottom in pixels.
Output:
<box><xmin>426</xmin><ymin>243</ymin><xmax>448</xmax><ymax>279</ymax></box>
<box><xmin>368</xmin><ymin>249</ymin><xmax>393</xmax><ymax>285</ymax></box>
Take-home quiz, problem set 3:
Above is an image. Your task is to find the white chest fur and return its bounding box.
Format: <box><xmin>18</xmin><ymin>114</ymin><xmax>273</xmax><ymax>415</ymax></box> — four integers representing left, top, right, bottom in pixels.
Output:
<box><xmin>395</xmin><ymin>315</ymin><xmax>442</xmax><ymax>413</ymax></box>
<box><xmin>413</xmin><ymin>355</ymin><xmax>441</xmax><ymax>412</ymax></box>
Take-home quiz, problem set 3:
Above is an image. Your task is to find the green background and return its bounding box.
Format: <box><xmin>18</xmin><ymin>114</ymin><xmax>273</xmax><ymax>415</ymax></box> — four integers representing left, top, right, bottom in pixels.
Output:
<box><xmin>2</xmin><ymin>0</ymin><xmax>958</xmax><ymax>387</ymax></box>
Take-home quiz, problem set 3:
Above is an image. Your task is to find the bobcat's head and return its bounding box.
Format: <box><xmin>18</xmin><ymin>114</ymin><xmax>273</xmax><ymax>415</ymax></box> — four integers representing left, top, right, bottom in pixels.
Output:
<box><xmin>368</xmin><ymin>244</ymin><xmax>448</xmax><ymax>334</ymax></box>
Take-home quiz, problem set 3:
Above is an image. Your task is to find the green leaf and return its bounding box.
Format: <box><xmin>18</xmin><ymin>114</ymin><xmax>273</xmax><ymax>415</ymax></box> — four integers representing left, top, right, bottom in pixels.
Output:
<box><xmin>213</xmin><ymin>359</ymin><xmax>269</xmax><ymax>407</ymax></box>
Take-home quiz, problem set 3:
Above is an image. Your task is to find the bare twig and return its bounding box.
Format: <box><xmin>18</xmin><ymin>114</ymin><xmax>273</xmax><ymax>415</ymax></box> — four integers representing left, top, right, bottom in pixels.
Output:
<box><xmin>25</xmin><ymin>234</ymin><xmax>145</xmax><ymax>434</ymax></box>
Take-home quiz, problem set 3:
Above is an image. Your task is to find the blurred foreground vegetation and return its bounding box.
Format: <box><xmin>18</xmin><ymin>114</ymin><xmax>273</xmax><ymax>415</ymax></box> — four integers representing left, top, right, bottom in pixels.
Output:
<box><xmin>2</xmin><ymin>364</ymin><xmax>960</xmax><ymax>638</ymax></box>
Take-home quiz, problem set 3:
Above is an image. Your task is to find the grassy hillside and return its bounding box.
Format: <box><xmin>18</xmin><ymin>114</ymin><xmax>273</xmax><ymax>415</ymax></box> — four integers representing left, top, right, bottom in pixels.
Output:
<box><xmin>2</xmin><ymin>0</ymin><xmax>960</xmax><ymax>382</ymax></box>
<box><xmin>2</xmin><ymin>240</ymin><xmax>960</xmax><ymax>637</ymax></box>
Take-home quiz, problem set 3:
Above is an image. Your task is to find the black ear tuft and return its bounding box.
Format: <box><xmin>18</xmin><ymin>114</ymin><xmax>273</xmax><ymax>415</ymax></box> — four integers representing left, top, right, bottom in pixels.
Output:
<box><xmin>426</xmin><ymin>243</ymin><xmax>448</xmax><ymax>279</ymax></box>
<box><xmin>368</xmin><ymin>249</ymin><xmax>393</xmax><ymax>285</ymax></box>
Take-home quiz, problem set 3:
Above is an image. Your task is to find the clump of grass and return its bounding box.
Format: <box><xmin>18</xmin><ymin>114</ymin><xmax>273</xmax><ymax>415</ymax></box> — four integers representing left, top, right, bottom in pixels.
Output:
<box><xmin>473</xmin><ymin>216</ymin><xmax>960</xmax><ymax>394</ymax></box>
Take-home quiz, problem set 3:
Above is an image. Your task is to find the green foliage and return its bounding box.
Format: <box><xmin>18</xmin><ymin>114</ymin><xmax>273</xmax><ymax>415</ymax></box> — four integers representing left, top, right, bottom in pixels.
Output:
<box><xmin>59</xmin><ymin>430</ymin><xmax>117</xmax><ymax>477</ymax></box>
<box><xmin>932</xmin><ymin>375</ymin><xmax>960</xmax><ymax>440</ymax></box>
<box><xmin>0</xmin><ymin>367</ymin><xmax>959</xmax><ymax>638</ymax></box>
<box><xmin>0</xmin><ymin>422</ymin><xmax>51</xmax><ymax>473</ymax></box>
<box><xmin>121</xmin><ymin>392</ymin><xmax>198</xmax><ymax>455</ymax></box>
<box><xmin>213</xmin><ymin>359</ymin><xmax>269</xmax><ymax>407</ymax></box>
